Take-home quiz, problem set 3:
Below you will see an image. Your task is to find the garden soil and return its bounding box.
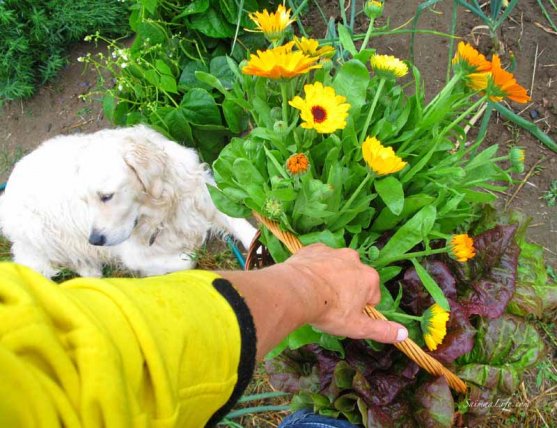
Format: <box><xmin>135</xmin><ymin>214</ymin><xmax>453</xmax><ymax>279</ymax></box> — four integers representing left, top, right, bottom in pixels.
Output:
<box><xmin>0</xmin><ymin>0</ymin><xmax>555</xmax><ymax>269</ymax></box>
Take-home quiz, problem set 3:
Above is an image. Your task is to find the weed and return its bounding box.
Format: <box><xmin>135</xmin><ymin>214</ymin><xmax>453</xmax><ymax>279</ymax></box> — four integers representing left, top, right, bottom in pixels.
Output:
<box><xmin>541</xmin><ymin>179</ymin><xmax>557</xmax><ymax>207</ymax></box>
<box><xmin>0</xmin><ymin>146</ymin><xmax>25</xmax><ymax>177</ymax></box>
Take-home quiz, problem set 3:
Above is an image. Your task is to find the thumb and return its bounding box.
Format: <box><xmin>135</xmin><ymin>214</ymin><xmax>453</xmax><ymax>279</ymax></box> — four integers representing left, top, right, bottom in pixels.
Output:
<box><xmin>354</xmin><ymin>317</ymin><xmax>408</xmax><ymax>343</ymax></box>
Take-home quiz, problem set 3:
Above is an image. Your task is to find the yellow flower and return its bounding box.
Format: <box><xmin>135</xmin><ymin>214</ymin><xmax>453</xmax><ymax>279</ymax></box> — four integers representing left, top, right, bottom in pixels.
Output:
<box><xmin>449</xmin><ymin>234</ymin><xmax>476</xmax><ymax>262</ymax></box>
<box><xmin>293</xmin><ymin>36</ymin><xmax>335</xmax><ymax>59</ymax></box>
<box><xmin>286</xmin><ymin>153</ymin><xmax>310</xmax><ymax>175</ymax></box>
<box><xmin>361</xmin><ymin>137</ymin><xmax>407</xmax><ymax>175</ymax></box>
<box><xmin>242</xmin><ymin>42</ymin><xmax>322</xmax><ymax>79</ymax></box>
<box><xmin>247</xmin><ymin>4</ymin><xmax>295</xmax><ymax>42</ymax></box>
<box><xmin>421</xmin><ymin>303</ymin><xmax>450</xmax><ymax>351</ymax></box>
<box><xmin>487</xmin><ymin>54</ymin><xmax>531</xmax><ymax>104</ymax></box>
<box><xmin>370</xmin><ymin>54</ymin><xmax>408</xmax><ymax>79</ymax></box>
<box><xmin>289</xmin><ymin>82</ymin><xmax>350</xmax><ymax>133</ymax></box>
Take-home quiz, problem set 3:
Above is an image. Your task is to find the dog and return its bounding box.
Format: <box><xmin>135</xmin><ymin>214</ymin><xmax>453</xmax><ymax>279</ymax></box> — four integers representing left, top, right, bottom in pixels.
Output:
<box><xmin>0</xmin><ymin>125</ymin><xmax>257</xmax><ymax>277</ymax></box>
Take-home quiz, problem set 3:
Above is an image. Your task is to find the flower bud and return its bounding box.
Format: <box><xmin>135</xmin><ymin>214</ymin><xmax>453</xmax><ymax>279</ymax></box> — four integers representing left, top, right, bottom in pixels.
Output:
<box><xmin>509</xmin><ymin>147</ymin><xmax>525</xmax><ymax>173</ymax></box>
<box><xmin>273</xmin><ymin>120</ymin><xmax>288</xmax><ymax>135</ymax></box>
<box><xmin>364</xmin><ymin>0</ymin><xmax>384</xmax><ymax>19</ymax></box>
<box><xmin>263</xmin><ymin>197</ymin><xmax>284</xmax><ymax>219</ymax></box>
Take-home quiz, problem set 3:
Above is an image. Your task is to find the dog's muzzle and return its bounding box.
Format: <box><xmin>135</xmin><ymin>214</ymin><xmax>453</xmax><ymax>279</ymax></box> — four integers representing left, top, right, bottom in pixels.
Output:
<box><xmin>89</xmin><ymin>230</ymin><xmax>106</xmax><ymax>246</ymax></box>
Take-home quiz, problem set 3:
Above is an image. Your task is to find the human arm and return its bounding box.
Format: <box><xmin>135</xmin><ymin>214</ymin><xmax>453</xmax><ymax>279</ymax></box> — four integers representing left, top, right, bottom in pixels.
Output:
<box><xmin>219</xmin><ymin>243</ymin><xmax>408</xmax><ymax>360</ymax></box>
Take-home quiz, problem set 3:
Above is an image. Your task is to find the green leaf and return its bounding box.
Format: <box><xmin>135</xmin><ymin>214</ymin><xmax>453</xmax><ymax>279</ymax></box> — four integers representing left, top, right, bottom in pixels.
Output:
<box><xmin>411</xmin><ymin>259</ymin><xmax>450</xmax><ymax>311</ymax></box>
<box><xmin>102</xmin><ymin>93</ymin><xmax>115</xmax><ymax>122</ymax></box>
<box><xmin>222</xmin><ymin>99</ymin><xmax>248</xmax><ymax>134</ymax></box>
<box><xmin>207</xmin><ymin>185</ymin><xmax>251</xmax><ymax>217</ymax></box>
<box><xmin>180</xmin><ymin>88</ymin><xmax>221</xmax><ymax>125</ymax></box>
<box><xmin>287</xmin><ymin>325</ymin><xmax>322</xmax><ymax>349</ymax></box>
<box><xmin>337</xmin><ymin>24</ymin><xmax>357</xmax><ymax>56</ymax></box>
<box><xmin>332</xmin><ymin>60</ymin><xmax>370</xmax><ymax>112</ymax></box>
<box><xmin>375</xmin><ymin>205</ymin><xmax>437</xmax><ymax>265</ymax></box>
<box><xmin>299</xmin><ymin>229</ymin><xmax>345</xmax><ymax>248</ymax></box>
<box><xmin>371</xmin><ymin>194</ymin><xmax>435</xmax><ymax>232</ymax></box>
<box><xmin>189</xmin><ymin>7</ymin><xmax>234</xmax><ymax>38</ymax></box>
<box><xmin>195</xmin><ymin>71</ymin><xmax>227</xmax><ymax>95</ymax></box>
<box><xmin>375</xmin><ymin>176</ymin><xmax>404</xmax><ymax>216</ymax></box>
<box><xmin>210</xmin><ymin>56</ymin><xmax>236</xmax><ymax>89</ymax></box>
<box><xmin>140</xmin><ymin>0</ymin><xmax>158</xmax><ymax>15</ymax></box>
<box><xmin>135</xmin><ymin>21</ymin><xmax>167</xmax><ymax>45</ymax></box>
<box><xmin>159</xmin><ymin>75</ymin><xmax>178</xmax><ymax>93</ymax></box>
<box><xmin>172</xmin><ymin>0</ymin><xmax>209</xmax><ymax>20</ymax></box>
<box><xmin>179</xmin><ymin>61</ymin><xmax>209</xmax><ymax>89</ymax></box>
<box><xmin>164</xmin><ymin>108</ymin><xmax>193</xmax><ymax>144</ymax></box>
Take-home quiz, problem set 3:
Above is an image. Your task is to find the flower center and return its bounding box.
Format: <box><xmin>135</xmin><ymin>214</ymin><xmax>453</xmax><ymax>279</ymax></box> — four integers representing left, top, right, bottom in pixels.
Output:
<box><xmin>311</xmin><ymin>105</ymin><xmax>327</xmax><ymax>123</ymax></box>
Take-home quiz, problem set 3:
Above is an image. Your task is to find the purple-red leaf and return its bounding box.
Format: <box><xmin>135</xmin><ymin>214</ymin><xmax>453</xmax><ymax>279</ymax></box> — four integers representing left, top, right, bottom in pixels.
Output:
<box><xmin>458</xmin><ymin>225</ymin><xmax>519</xmax><ymax>319</ymax></box>
<box><xmin>413</xmin><ymin>377</ymin><xmax>455</xmax><ymax>428</ymax></box>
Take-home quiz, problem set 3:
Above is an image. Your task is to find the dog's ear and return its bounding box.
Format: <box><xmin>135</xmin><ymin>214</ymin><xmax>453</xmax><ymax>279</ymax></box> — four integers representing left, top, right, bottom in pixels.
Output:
<box><xmin>123</xmin><ymin>137</ymin><xmax>166</xmax><ymax>199</ymax></box>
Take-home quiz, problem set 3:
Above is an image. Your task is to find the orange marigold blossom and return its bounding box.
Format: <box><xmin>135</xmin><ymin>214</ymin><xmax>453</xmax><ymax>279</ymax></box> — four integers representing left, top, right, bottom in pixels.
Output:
<box><xmin>361</xmin><ymin>137</ymin><xmax>407</xmax><ymax>176</ymax></box>
<box><xmin>487</xmin><ymin>54</ymin><xmax>531</xmax><ymax>103</ymax></box>
<box><xmin>452</xmin><ymin>42</ymin><xmax>492</xmax><ymax>73</ymax></box>
<box><xmin>449</xmin><ymin>234</ymin><xmax>476</xmax><ymax>262</ymax></box>
<box><xmin>286</xmin><ymin>153</ymin><xmax>310</xmax><ymax>175</ymax></box>
<box><xmin>242</xmin><ymin>42</ymin><xmax>321</xmax><ymax>79</ymax></box>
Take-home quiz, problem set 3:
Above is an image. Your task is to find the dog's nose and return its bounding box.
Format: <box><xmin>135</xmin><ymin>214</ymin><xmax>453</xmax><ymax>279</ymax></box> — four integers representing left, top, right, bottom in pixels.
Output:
<box><xmin>89</xmin><ymin>231</ymin><xmax>106</xmax><ymax>246</ymax></box>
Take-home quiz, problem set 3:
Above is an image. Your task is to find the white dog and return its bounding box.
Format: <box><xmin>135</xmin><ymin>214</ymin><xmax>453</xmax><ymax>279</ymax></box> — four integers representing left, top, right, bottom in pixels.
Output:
<box><xmin>0</xmin><ymin>125</ymin><xmax>256</xmax><ymax>277</ymax></box>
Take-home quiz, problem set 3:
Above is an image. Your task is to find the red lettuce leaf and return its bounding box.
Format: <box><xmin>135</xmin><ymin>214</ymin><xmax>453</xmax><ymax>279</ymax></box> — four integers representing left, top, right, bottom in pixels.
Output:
<box><xmin>265</xmin><ymin>349</ymin><xmax>321</xmax><ymax>393</ymax></box>
<box><xmin>413</xmin><ymin>377</ymin><xmax>455</xmax><ymax>428</ymax></box>
<box><xmin>457</xmin><ymin>225</ymin><xmax>519</xmax><ymax>319</ymax></box>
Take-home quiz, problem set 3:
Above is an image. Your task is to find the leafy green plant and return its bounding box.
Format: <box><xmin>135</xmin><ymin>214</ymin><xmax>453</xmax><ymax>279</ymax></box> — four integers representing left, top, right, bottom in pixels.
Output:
<box><xmin>542</xmin><ymin>179</ymin><xmax>557</xmax><ymax>207</ymax></box>
<box><xmin>82</xmin><ymin>0</ymin><xmax>267</xmax><ymax>162</ymax></box>
<box><xmin>0</xmin><ymin>0</ymin><xmax>130</xmax><ymax>103</ymax></box>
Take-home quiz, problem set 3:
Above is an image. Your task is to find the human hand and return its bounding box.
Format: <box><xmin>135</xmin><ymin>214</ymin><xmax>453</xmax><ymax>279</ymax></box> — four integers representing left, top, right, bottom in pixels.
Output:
<box><xmin>282</xmin><ymin>243</ymin><xmax>408</xmax><ymax>343</ymax></box>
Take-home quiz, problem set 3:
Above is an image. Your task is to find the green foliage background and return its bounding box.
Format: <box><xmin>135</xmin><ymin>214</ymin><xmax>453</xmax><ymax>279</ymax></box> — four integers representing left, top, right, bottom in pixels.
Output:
<box><xmin>0</xmin><ymin>0</ymin><xmax>130</xmax><ymax>103</ymax></box>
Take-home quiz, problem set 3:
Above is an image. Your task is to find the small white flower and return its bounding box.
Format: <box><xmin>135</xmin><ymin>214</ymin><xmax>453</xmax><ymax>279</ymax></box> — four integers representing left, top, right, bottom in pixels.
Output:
<box><xmin>84</xmin><ymin>35</ymin><xmax>92</xmax><ymax>42</ymax></box>
<box><xmin>121</xmin><ymin>63</ymin><xmax>128</xmax><ymax>68</ymax></box>
<box><xmin>77</xmin><ymin>57</ymin><xmax>84</xmax><ymax>62</ymax></box>
<box><xmin>118</xmin><ymin>84</ymin><xmax>123</xmax><ymax>91</ymax></box>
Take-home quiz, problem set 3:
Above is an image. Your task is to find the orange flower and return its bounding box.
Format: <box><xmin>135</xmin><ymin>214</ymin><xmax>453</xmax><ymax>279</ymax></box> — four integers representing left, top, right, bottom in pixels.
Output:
<box><xmin>242</xmin><ymin>42</ymin><xmax>321</xmax><ymax>79</ymax></box>
<box><xmin>452</xmin><ymin>42</ymin><xmax>492</xmax><ymax>73</ymax></box>
<box><xmin>487</xmin><ymin>55</ymin><xmax>531</xmax><ymax>103</ymax></box>
<box><xmin>247</xmin><ymin>4</ymin><xmax>295</xmax><ymax>43</ymax></box>
<box><xmin>286</xmin><ymin>153</ymin><xmax>310</xmax><ymax>175</ymax></box>
<box><xmin>449</xmin><ymin>234</ymin><xmax>476</xmax><ymax>262</ymax></box>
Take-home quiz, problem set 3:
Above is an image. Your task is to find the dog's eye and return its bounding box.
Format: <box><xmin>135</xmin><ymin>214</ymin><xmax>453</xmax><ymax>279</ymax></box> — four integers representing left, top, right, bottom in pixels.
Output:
<box><xmin>99</xmin><ymin>193</ymin><xmax>114</xmax><ymax>203</ymax></box>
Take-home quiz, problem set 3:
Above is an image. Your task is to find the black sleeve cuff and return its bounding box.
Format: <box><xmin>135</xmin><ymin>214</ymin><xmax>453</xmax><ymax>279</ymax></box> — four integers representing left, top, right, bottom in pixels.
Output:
<box><xmin>206</xmin><ymin>278</ymin><xmax>257</xmax><ymax>427</ymax></box>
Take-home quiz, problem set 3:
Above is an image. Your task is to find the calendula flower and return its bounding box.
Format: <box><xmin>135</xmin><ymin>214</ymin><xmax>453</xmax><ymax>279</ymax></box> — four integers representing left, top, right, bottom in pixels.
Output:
<box><xmin>361</xmin><ymin>137</ymin><xmax>407</xmax><ymax>176</ymax></box>
<box><xmin>289</xmin><ymin>82</ymin><xmax>350</xmax><ymax>133</ymax></box>
<box><xmin>247</xmin><ymin>4</ymin><xmax>295</xmax><ymax>43</ymax></box>
<box><xmin>370</xmin><ymin>54</ymin><xmax>408</xmax><ymax>79</ymax></box>
<box><xmin>509</xmin><ymin>146</ymin><xmax>525</xmax><ymax>173</ymax></box>
<box><xmin>242</xmin><ymin>42</ymin><xmax>322</xmax><ymax>79</ymax></box>
<box><xmin>286</xmin><ymin>153</ymin><xmax>310</xmax><ymax>175</ymax></box>
<box><xmin>452</xmin><ymin>42</ymin><xmax>492</xmax><ymax>74</ymax></box>
<box><xmin>487</xmin><ymin>54</ymin><xmax>531</xmax><ymax>103</ymax></box>
<box><xmin>364</xmin><ymin>0</ymin><xmax>384</xmax><ymax>19</ymax></box>
<box><xmin>421</xmin><ymin>303</ymin><xmax>450</xmax><ymax>351</ymax></box>
<box><xmin>449</xmin><ymin>234</ymin><xmax>476</xmax><ymax>262</ymax></box>
<box><xmin>293</xmin><ymin>36</ymin><xmax>335</xmax><ymax>59</ymax></box>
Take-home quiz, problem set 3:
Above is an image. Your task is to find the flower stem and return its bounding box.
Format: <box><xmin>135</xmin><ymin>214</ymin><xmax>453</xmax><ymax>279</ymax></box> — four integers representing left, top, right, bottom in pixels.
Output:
<box><xmin>280</xmin><ymin>81</ymin><xmax>289</xmax><ymax>126</ymax></box>
<box><xmin>359</xmin><ymin>78</ymin><xmax>385</xmax><ymax>143</ymax></box>
<box><xmin>330</xmin><ymin>173</ymin><xmax>372</xmax><ymax>228</ymax></box>
<box><xmin>383</xmin><ymin>311</ymin><xmax>423</xmax><ymax>322</ymax></box>
<box><xmin>360</xmin><ymin>18</ymin><xmax>375</xmax><ymax>52</ymax></box>
<box><xmin>439</xmin><ymin>96</ymin><xmax>486</xmax><ymax>139</ymax></box>
<box><xmin>376</xmin><ymin>247</ymin><xmax>448</xmax><ymax>267</ymax></box>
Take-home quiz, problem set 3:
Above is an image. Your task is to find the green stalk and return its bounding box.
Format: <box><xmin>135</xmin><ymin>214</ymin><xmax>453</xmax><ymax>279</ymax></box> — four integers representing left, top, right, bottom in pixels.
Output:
<box><xmin>439</xmin><ymin>96</ymin><xmax>486</xmax><ymax>139</ymax></box>
<box><xmin>360</xmin><ymin>19</ymin><xmax>375</xmax><ymax>52</ymax></box>
<box><xmin>334</xmin><ymin>173</ymin><xmax>372</xmax><ymax>219</ymax></box>
<box><xmin>446</xmin><ymin>1</ymin><xmax>458</xmax><ymax>83</ymax></box>
<box><xmin>225</xmin><ymin>405</ymin><xmax>290</xmax><ymax>419</ymax></box>
<box><xmin>280</xmin><ymin>81</ymin><xmax>289</xmax><ymax>127</ymax></box>
<box><xmin>493</xmin><ymin>102</ymin><xmax>557</xmax><ymax>153</ymax></box>
<box><xmin>382</xmin><ymin>311</ymin><xmax>423</xmax><ymax>322</ymax></box>
<box><xmin>359</xmin><ymin>78</ymin><xmax>385</xmax><ymax>143</ymax></box>
<box><xmin>423</xmin><ymin>72</ymin><xmax>461</xmax><ymax>115</ymax></box>
<box><xmin>376</xmin><ymin>247</ymin><xmax>448</xmax><ymax>267</ymax></box>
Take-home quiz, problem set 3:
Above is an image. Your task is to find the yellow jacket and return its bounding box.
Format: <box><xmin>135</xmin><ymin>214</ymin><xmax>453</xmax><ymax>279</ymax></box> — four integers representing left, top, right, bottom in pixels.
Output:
<box><xmin>0</xmin><ymin>263</ymin><xmax>256</xmax><ymax>427</ymax></box>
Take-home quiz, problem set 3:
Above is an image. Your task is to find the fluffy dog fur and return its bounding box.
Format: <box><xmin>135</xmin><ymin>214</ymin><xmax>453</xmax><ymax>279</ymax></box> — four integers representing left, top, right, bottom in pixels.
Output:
<box><xmin>0</xmin><ymin>125</ymin><xmax>257</xmax><ymax>277</ymax></box>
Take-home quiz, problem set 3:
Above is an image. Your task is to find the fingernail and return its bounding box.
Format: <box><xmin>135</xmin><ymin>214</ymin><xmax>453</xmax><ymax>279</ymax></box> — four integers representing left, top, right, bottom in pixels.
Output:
<box><xmin>396</xmin><ymin>328</ymin><xmax>408</xmax><ymax>341</ymax></box>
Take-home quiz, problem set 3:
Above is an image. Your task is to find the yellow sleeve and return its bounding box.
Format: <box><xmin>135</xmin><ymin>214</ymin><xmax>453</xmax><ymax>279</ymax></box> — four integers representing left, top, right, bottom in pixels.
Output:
<box><xmin>0</xmin><ymin>262</ymin><xmax>256</xmax><ymax>428</ymax></box>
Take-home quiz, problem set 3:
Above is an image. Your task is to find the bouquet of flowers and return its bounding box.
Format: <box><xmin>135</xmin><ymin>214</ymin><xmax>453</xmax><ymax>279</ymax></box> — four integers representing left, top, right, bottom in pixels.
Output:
<box><xmin>208</xmin><ymin>3</ymin><xmax>543</xmax><ymax>425</ymax></box>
